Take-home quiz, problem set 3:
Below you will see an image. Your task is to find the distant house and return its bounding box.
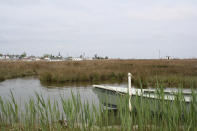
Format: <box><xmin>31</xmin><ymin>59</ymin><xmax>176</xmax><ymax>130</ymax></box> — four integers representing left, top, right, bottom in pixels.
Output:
<box><xmin>35</xmin><ymin>58</ymin><xmax>41</xmax><ymax>61</ymax></box>
<box><xmin>84</xmin><ymin>57</ymin><xmax>93</xmax><ymax>60</ymax></box>
<box><xmin>22</xmin><ymin>57</ymin><xmax>32</xmax><ymax>61</ymax></box>
<box><xmin>5</xmin><ymin>55</ymin><xmax>10</xmax><ymax>60</ymax></box>
<box><xmin>72</xmin><ymin>57</ymin><xmax>83</xmax><ymax>61</ymax></box>
<box><xmin>68</xmin><ymin>57</ymin><xmax>83</xmax><ymax>61</ymax></box>
<box><xmin>51</xmin><ymin>59</ymin><xmax>64</xmax><ymax>62</ymax></box>
<box><xmin>44</xmin><ymin>57</ymin><xmax>51</xmax><ymax>61</ymax></box>
<box><xmin>166</xmin><ymin>56</ymin><xmax>171</xmax><ymax>60</ymax></box>
<box><xmin>11</xmin><ymin>56</ymin><xmax>19</xmax><ymax>61</ymax></box>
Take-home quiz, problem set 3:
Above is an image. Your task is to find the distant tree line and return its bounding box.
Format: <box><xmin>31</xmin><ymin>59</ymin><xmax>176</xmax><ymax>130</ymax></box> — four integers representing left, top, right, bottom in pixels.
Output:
<box><xmin>93</xmin><ymin>54</ymin><xmax>108</xmax><ymax>59</ymax></box>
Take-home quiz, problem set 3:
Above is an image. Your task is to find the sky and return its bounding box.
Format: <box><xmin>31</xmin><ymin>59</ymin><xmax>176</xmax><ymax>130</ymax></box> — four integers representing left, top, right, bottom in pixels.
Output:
<box><xmin>0</xmin><ymin>0</ymin><xmax>197</xmax><ymax>59</ymax></box>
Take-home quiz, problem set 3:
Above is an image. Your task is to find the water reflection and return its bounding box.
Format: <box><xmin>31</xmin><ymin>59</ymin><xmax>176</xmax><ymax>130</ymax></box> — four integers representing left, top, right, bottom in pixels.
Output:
<box><xmin>0</xmin><ymin>77</ymin><xmax>99</xmax><ymax>106</ymax></box>
<box><xmin>0</xmin><ymin>77</ymin><xmax>194</xmax><ymax>109</ymax></box>
<box><xmin>0</xmin><ymin>77</ymin><xmax>126</xmax><ymax>108</ymax></box>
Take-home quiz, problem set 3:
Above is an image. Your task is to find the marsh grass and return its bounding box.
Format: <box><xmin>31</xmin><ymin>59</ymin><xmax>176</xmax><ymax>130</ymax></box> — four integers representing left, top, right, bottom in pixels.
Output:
<box><xmin>0</xmin><ymin>86</ymin><xmax>197</xmax><ymax>131</ymax></box>
<box><xmin>0</xmin><ymin>59</ymin><xmax>197</xmax><ymax>88</ymax></box>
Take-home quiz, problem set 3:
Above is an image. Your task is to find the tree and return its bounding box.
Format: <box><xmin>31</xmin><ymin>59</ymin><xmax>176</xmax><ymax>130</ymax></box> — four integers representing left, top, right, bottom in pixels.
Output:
<box><xmin>43</xmin><ymin>54</ymin><xmax>50</xmax><ymax>58</ymax></box>
<box><xmin>20</xmin><ymin>52</ymin><xmax>26</xmax><ymax>58</ymax></box>
<box><xmin>94</xmin><ymin>54</ymin><xmax>98</xmax><ymax>59</ymax></box>
<box><xmin>105</xmin><ymin>56</ymin><xmax>108</xmax><ymax>59</ymax></box>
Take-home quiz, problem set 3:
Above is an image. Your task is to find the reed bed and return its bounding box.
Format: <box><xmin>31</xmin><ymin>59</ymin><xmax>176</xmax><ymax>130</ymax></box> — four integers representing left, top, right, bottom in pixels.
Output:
<box><xmin>0</xmin><ymin>88</ymin><xmax>197</xmax><ymax>130</ymax></box>
<box><xmin>0</xmin><ymin>59</ymin><xmax>197</xmax><ymax>88</ymax></box>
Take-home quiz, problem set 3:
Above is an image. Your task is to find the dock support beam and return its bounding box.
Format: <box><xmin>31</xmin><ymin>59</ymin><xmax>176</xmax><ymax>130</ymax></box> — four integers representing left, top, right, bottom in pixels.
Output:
<box><xmin>128</xmin><ymin>73</ymin><xmax>132</xmax><ymax>112</ymax></box>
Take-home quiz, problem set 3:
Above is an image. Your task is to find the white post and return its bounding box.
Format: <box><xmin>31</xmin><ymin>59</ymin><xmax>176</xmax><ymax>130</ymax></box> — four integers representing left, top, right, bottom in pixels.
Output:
<box><xmin>128</xmin><ymin>73</ymin><xmax>132</xmax><ymax>95</ymax></box>
<box><xmin>128</xmin><ymin>73</ymin><xmax>132</xmax><ymax>111</ymax></box>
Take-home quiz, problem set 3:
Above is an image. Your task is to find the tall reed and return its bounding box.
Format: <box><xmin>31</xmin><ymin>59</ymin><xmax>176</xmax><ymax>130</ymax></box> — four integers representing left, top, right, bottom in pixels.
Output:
<box><xmin>0</xmin><ymin>88</ymin><xmax>197</xmax><ymax>130</ymax></box>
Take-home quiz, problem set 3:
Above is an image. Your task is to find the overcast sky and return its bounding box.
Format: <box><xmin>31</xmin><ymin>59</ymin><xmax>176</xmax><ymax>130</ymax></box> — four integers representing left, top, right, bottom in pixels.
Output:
<box><xmin>0</xmin><ymin>0</ymin><xmax>197</xmax><ymax>58</ymax></box>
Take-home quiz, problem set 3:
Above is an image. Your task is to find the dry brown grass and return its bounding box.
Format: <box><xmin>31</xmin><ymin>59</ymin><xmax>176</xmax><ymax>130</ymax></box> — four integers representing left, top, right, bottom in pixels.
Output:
<box><xmin>0</xmin><ymin>59</ymin><xmax>197</xmax><ymax>88</ymax></box>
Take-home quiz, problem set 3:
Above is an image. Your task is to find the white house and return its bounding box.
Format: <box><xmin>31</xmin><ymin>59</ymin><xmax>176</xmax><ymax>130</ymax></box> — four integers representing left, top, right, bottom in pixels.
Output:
<box><xmin>44</xmin><ymin>57</ymin><xmax>51</xmax><ymax>61</ymax></box>
<box><xmin>0</xmin><ymin>56</ymin><xmax>3</xmax><ymax>60</ymax></box>
<box><xmin>72</xmin><ymin>57</ymin><xmax>83</xmax><ymax>61</ymax></box>
<box><xmin>67</xmin><ymin>57</ymin><xmax>83</xmax><ymax>61</ymax></box>
<box><xmin>5</xmin><ymin>55</ymin><xmax>10</xmax><ymax>59</ymax></box>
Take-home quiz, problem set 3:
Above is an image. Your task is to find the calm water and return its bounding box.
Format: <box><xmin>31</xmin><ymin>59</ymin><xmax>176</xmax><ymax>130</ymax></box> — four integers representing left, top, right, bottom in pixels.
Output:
<box><xmin>0</xmin><ymin>77</ymin><xmax>126</xmax><ymax>106</ymax></box>
<box><xmin>0</xmin><ymin>77</ymin><xmax>193</xmax><ymax>107</ymax></box>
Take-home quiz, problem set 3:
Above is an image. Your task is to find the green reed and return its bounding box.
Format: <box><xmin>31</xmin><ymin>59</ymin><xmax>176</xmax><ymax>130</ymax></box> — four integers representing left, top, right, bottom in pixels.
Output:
<box><xmin>0</xmin><ymin>88</ymin><xmax>197</xmax><ymax>130</ymax></box>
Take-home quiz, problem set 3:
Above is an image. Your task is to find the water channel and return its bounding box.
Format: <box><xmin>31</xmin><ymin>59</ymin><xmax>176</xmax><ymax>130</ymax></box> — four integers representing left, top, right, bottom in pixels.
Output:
<box><xmin>0</xmin><ymin>77</ymin><xmax>127</xmax><ymax>107</ymax></box>
<box><xmin>0</xmin><ymin>77</ymin><xmax>193</xmax><ymax>106</ymax></box>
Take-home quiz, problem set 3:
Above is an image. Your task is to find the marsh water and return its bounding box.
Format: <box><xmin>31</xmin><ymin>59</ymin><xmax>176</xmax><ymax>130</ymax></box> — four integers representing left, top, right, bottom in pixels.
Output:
<box><xmin>0</xmin><ymin>77</ymin><xmax>193</xmax><ymax>110</ymax></box>
<box><xmin>0</xmin><ymin>77</ymin><xmax>127</xmax><ymax>107</ymax></box>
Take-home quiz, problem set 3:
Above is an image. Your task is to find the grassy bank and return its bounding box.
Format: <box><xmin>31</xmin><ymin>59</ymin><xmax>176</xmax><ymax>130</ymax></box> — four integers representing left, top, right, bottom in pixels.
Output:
<box><xmin>0</xmin><ymin>59</ymin><xmax>197</xmax><ymax>88</ymax></box>
<box><xmin>0</xmin><ymin>89</ymin><xmax>196</xmax><ymax>130</ymax></box>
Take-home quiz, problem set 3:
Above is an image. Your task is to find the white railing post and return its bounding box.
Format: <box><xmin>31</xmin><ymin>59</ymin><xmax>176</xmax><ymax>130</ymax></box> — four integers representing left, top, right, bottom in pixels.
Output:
<box><xmin>128</xmin><ymin>73</ymin><xmax>132</xmax><ymax>95</ymax></box>
<box><xmin>128</xmin><ymin>73</ymin><xmax>132</xmax><ymax>111</ymax></box>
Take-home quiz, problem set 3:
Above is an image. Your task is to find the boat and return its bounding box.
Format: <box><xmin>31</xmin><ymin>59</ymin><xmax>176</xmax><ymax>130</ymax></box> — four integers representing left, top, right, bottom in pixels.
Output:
<box><xmin>93</xmin><ymin>73</ymin><xmax>195</xmax><ymax>111</ymax></box>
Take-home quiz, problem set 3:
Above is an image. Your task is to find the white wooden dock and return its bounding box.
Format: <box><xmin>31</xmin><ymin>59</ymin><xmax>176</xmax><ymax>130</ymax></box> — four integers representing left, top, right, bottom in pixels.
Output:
<box><xmin>93</xmin><ymin>73</ymin><xmax>194</xmax><ymax>108</ymax></box>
